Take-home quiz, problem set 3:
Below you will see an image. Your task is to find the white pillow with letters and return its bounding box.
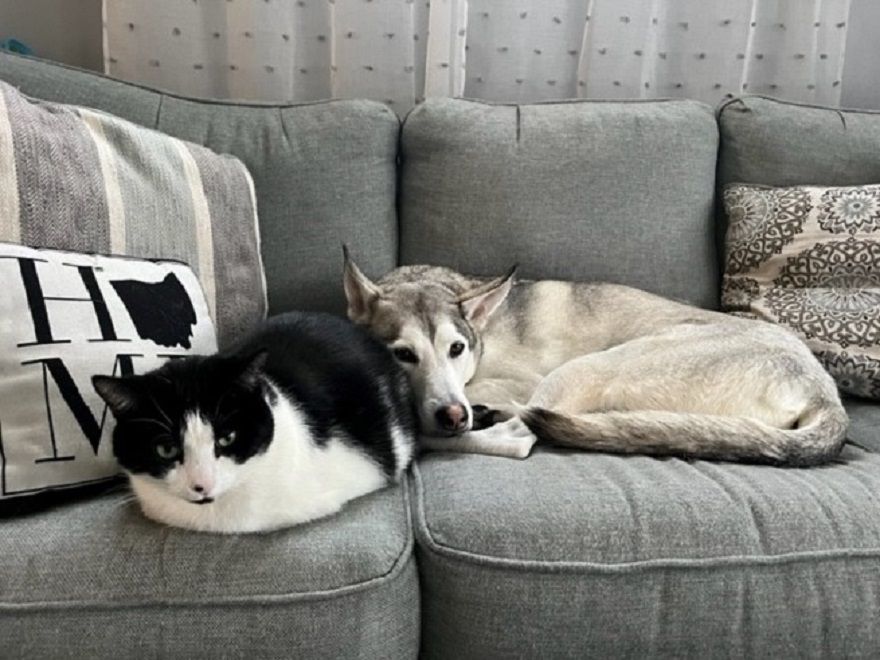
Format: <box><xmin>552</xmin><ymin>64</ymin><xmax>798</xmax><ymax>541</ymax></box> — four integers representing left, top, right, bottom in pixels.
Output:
<box><xmin>0</xmin><ymin>243</ymin><xmax>217</xmax><ymax>500</ymax></box>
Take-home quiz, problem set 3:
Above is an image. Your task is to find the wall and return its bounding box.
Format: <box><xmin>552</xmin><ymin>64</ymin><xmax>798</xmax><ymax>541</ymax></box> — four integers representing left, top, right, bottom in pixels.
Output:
<box><xmin>0</xmin><ymin>0</ymin><xmax>102</xmax><ymax>71</ymax></box>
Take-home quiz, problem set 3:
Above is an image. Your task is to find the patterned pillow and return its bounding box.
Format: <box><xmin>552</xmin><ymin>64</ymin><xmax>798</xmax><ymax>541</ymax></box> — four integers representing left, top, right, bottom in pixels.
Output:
<box><xmin>0</xmin><ymin>80</ymin><xmax>266</xmax><ymax>347</ymax></box>
<box><xmin>0</xmin><ymin>243</ymin><xmax>217</xmax><ymax>501</ymax></box>
<box><xmin>722</xmin><ymin>183</ymin><xmax>880</xmax><ymax>399</ymax></box>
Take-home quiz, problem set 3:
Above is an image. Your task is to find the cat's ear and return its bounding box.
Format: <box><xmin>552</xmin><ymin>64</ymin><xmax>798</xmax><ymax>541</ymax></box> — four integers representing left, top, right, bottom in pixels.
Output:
<box><xmin>343</xmin><ymin>245</ymin><xmax>381</xmax><ymax>325</ymax></box>
<box><xmin>92</xmin><ymin>376</ymin><xmax>141</xmax><ymax>417</ymax></box>
<box><xmin>458</xmin><ymin>265</ymin><xmax>517</xmax><ymax>331</ymax></box>
<box><xmin>236</xmin><ymin>349</ymin><xmax>268</xmax><ymax>388</ymax></box>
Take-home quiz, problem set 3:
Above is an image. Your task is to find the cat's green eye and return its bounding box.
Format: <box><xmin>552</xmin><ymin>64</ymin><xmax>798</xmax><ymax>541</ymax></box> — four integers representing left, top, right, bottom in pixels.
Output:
<box><xmin>217</xmin><ymin>431</ymin><xmax>237</xmax><ymax>448</ymax></box>
<box><xmin>156</xmin><ymin>443</ymin><xmax>180</xmax><ymax>460</ymax></box>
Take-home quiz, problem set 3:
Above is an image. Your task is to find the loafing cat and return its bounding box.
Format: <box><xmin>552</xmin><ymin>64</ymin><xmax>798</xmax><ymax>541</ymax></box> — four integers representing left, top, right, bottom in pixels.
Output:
<box><xmin>93</xmin><ymin>312</ymin><xmax>416</xmax><ymax>533</ymax></box>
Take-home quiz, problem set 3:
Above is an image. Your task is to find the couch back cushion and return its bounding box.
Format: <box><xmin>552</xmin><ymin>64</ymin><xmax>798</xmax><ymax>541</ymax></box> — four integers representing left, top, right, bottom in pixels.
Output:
<box><xmin>0</xmin><ymin>53</ymin><xmax>400</xmax><ymax>317</ymax></box>
<box><xmin>399</xmin><ymin>98</ymin><xmax>720</xmax><ymax>307</ymax></box>
<box><xmin>719</xmin><ymin>96</ymin><xmax>880</xmax><ymax>189</ymax></box>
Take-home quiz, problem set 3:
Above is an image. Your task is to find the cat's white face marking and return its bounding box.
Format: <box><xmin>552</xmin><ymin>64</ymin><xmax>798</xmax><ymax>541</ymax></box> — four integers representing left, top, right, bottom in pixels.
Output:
<box><xmin>164</xmin><ymin>410</ymin><xmax>238</xmax><ymax>503</ymax></box>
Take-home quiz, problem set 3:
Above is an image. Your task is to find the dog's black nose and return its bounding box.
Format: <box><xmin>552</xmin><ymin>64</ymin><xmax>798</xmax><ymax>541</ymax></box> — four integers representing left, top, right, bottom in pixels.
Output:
<box><xmin>435</xmin><ymin>404</ymin><xmax>469</xmax><ymax>433</ymax></box>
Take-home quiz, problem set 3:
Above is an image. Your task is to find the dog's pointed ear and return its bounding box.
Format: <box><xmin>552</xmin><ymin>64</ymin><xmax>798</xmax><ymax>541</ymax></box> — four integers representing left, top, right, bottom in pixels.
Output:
<box><xmin>459</xmin><ymin>265</ymin><xmax>517</xmax><ymax>331</ymax></box>
<box><xmin>343</xmin><ymin>245</ymin><xmax>381</xmax><ymax>324</ymax></box>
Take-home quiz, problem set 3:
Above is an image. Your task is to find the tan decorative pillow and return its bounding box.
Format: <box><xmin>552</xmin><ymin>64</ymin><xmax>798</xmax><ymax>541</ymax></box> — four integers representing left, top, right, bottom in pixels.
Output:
<box><xmin>722</xmin><ymin>183</ymin><xmax>880</xmax><ymax>399</ymax></box>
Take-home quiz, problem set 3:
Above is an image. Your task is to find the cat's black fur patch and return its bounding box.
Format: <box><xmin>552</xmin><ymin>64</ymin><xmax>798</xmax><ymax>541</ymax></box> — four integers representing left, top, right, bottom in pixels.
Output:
<box><xmin>229</xmin><ymin>312</ymin><xmax>417</xmax><ymax>477</ymax></box>
<box><xmin>93</xmin><ymin>312</ymin><xmax>417</xmax><ymax>479</ymax></box>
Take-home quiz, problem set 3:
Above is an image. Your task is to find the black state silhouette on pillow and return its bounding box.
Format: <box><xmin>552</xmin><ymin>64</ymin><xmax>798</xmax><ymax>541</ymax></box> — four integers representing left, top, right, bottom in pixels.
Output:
<box><xmin>110</xmin><ymin>272</ymin><xmax>197</xmax><ymax>349</ymax></box>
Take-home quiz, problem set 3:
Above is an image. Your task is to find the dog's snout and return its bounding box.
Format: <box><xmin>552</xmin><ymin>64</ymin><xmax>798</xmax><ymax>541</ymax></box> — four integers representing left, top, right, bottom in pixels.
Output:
<box><xmin>435</xmin><ymin>403</ymin><xmax>469</xmax><ymax>433</ymax></box>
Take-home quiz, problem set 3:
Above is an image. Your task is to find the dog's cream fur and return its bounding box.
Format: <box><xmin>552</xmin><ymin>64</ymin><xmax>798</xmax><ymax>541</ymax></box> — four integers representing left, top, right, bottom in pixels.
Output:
<box><xmin>344</xmin><ymin>255</ymin><xmax>847</xmax><ymax>465</ymax></box>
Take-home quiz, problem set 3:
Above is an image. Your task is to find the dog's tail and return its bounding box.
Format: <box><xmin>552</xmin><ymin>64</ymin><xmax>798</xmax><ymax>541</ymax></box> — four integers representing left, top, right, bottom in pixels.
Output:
<box><xmin>520</xmin><ymin>401</ymin><xmax>848</xmax><ymax>466</ymax></box>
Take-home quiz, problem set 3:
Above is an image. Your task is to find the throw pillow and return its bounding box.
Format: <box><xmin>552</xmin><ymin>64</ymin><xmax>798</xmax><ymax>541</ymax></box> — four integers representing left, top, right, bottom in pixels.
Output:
<box><xmin>0</xmin><ymin>80</ymin><xmax>266</xmax><ymax>347</ymax></box>
<box><xmin>0</xmin><ymin>242</ymin><xmax>217</xmax><ymax>500</ymax></box>
<box><xmin>722</xmin><ymin>182</ymin><xmax>880</xmax><ymax>399</ymax></box>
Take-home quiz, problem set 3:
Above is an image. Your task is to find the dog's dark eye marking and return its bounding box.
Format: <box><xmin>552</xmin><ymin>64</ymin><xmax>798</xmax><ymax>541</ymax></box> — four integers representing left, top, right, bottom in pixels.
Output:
<box><xmin>449</xmin><ymin>341</ymin><xmax>465</xmax><ymax>358</ymax></box>
<box><xmin>393</xmin><ymin>347</ymin><xmax>419</xmax><ymax>364</ymax></box>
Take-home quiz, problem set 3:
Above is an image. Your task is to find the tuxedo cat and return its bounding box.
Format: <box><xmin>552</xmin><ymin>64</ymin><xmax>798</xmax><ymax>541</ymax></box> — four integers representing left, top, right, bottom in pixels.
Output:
<box><xmin>93</xmin><ymin>312</ymin><xmax>416</xmax><ymax>533</ymax></box>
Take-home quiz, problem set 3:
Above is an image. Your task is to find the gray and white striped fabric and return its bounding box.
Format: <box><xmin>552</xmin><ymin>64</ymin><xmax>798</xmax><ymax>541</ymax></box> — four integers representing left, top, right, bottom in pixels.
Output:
<box><xmin>0</xmin><ymin>81</ymin><xmax>266</xmax><ymax>346</ymax></box>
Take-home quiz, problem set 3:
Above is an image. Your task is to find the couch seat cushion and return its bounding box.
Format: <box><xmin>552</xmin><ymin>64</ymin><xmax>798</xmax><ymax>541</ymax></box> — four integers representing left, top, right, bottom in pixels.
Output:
<box><xmin>1</xmin><ymin>484</ymin><xmax>419</xmax><ymax>659</ymax></box>
<box><xmin>413</xmin><ymin>400</ymin><xmax>880</xmax><ymax>658</ymax></box>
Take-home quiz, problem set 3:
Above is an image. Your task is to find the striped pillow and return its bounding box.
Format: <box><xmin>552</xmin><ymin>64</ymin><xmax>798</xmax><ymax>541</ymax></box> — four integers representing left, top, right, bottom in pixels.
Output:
<box><xmin>0</xmin><ymin>80</ymin><xmax>266</xmax><ymax>346</ymax></box>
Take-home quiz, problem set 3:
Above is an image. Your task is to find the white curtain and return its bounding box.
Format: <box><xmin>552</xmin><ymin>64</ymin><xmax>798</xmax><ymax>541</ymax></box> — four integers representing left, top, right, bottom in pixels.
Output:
<box><xmin>104</xmin><ymin>0</ymin><xmax>852</xmax><ymax>110</ymax></box>
<box><xmin>104</xmin><ymin>0</ymin><xmax>466</xmax><ymax>113</ymax></box>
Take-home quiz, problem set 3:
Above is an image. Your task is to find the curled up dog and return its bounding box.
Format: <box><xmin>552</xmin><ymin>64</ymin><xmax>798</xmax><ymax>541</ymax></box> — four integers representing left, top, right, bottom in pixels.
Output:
<box><xmin>343</xmin><ymin>249</ymin><xmax>848</xmax><ymax>466</ymax></box>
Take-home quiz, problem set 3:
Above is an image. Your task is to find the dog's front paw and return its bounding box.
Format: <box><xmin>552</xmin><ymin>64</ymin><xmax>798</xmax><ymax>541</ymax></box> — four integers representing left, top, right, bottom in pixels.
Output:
<box><xmin>496</xmin><ymin>417</ymin><xmax>538</xmax><ymax>459</ymax></box>
<box><xmin>471</xmin><ymin>404</ymin><xmax>502</xmax><ymax>430</ymax></box>
<box><xmin>418</xmin><ymin>417</ymin><xmax>537</xmax><ymax>458</ymax></box>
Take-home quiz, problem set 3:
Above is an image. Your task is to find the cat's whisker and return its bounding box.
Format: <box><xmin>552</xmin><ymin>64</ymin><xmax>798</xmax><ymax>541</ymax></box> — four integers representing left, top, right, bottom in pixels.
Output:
<box><xmin>213</xmin><ymin>389</ymin><xmax>230</xmax><ymax>422</ymax></box>
<box><xmin>128</xmin><ymin>417</ymin><xmax>172</xmax><ymax>433</ymax></box>
<box><xmin>106</xmin><ymin>492</ymin><xmax>139</xmax><ymax>512</ymax></box>
<box><xmin>148</xmin><ymin>393</ymin><xmax>174</xmax><ymax>428</ymax></box>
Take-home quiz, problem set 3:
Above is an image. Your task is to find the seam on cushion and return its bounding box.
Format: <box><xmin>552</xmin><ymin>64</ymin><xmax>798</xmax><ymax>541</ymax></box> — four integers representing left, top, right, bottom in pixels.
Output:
<box><xmin>718</xmin><ymin>94</ymin><xmax>880</xmax><ymax>121</ymax></box>
<box><xmin>154</xmin><ymin>93</ymin><xmax>164</xmax><ymax>129</ymax></box>
<box><xmin>0</xmin><ymin>479</ymin><xmax>415</xmax><ymax>611</ymax></box>
<box><xmin>0</xmin><ymin>52</ymin><xmax>394</xmax><ymax>114</ymax></box>
<box><xmin>411</xmin><ymin>461</ymin><xmax>880</xmax><ymax>574</ymax></box>
<box><xmin>453</xmin><ymin>95</ymin><xmax>712</xmax><ymax>110</ymax></box>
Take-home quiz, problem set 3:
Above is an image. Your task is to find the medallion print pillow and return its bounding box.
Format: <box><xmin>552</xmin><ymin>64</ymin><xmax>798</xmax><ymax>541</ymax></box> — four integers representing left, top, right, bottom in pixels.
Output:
<box><xmin>721</xmin><ymin>183</ymin><xmax>880</xmax><ymax>399</ymax></box>
<box><xmin>0</xmin><ymin>243</ymin><xmax>217</xmax><ymax>499</ymax></box>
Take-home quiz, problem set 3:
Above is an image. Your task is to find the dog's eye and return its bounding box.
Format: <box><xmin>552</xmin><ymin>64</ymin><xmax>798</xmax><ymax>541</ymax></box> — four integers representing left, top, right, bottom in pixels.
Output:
<box><xmin>449</xmin><ymin>341</ymin><xmax>466</xmax><ymax>358</ymax></box>
<box><xmin>156</xmin><ymin>443</ymin><xmax>180</xmax><ymax>460</ymax></box>
<box><xmin>393</xmin><ymin>347</ymin><xmax>419</xmax><ymax>364</ymax></box>
<box><xmin>217</xmin><ymin>431</ymin><xmax>236</xmax><ymax>448</ymax></box>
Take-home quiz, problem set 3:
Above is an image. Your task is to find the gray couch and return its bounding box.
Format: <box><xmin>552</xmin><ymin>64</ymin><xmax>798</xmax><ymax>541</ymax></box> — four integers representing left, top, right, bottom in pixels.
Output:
<box><xmin>2</xmin><ymin>52</ymin><xmax>880</xmax><ymax>659</ymax></box>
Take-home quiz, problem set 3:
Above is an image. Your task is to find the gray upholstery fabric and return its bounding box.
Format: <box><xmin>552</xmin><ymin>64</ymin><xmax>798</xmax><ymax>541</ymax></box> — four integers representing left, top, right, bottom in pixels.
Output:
<box><xmin>400</xmin><ymin>98</ymin><xmax>720</xmax><ymax>308</ymax></box>
<box><xmin>0</xmin><ymin>52</ymin><xmax>399</xmax><ymax>317</ymax></box>
<box><xmin>718</xmin><ymin>96</ymin><xmax>880</xmax><ymax>189</ymax></box>
<box><xmin>413</xmin><ymin>400</ymin><xmax>880</xmax><ymax>658</ymax></box>
<box><xmin>844</xmin><ymin>397</ymin><xmax>880</xmax><ymax>453</ymax></box>
<box><xmin>0</xmin><ymin>484</ymin><xmax>419</xmax><ymax>659</ymax></box>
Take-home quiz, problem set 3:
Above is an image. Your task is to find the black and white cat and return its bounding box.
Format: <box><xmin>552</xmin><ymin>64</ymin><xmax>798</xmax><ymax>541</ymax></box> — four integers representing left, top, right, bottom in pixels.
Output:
<box><xmin>93</xmin><ymin>312</ymin><xmax>416</xmax><ymax>533</ymax></box>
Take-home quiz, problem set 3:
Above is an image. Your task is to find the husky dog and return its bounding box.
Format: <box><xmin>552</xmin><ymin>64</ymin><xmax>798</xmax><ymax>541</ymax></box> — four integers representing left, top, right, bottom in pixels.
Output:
<box><xmin>343</xmin><ymin>251</ymin><xmax>847</xmax><ymax>466</ymax></box>
<box><xmin>93</xmin><ymin>312</ymin><xmax>416</xmax><ymax>533</ymax></box>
